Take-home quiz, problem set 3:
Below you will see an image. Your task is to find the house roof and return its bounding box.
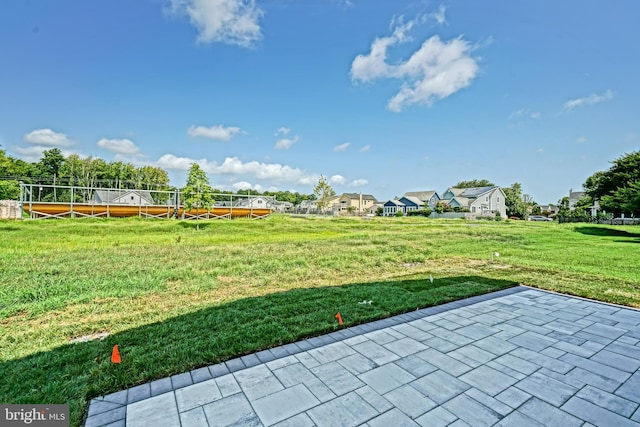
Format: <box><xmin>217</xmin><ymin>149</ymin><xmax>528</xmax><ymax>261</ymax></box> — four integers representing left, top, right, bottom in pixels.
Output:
<box><xmin>94</xmin><ymin>189</ymin><xmax>154</xmax><ymax>204</ymax></box>
<box><xmin>399</xmin><ymin>196</ymin><xmax>424</xmax><ymax>206</ymax></box>
<box><xmin>569</xmin><ymin>190</ymin><xmax>586</xmax><ymax>200</ymax></box>
<box><xmin>384</xmin><ymin>199</ymin><xmax>405</xmax><ymax>207</ymax></box>
<box><xmin>445</xmin><ymin>186</ymin><xmax>499</xmax><ymax>199</ymax></box>
<box><xmin>341</xmin><ymin>193</ymin><xmax>377</xmax><ymax>201</ymax></box>
<box><xmin>403</xmin><ymin>191</ymin><xmax>438</xmax><ymax>201</ymax></box>
<box><xmin>235</xmin><ymin>196</ymin><xmax>274</xmax><ymax>206</ymax></box>
<box><xmin>451</xmin><ymin>196</ymin><xmax>470</xmax><ymax>207</ymax></box>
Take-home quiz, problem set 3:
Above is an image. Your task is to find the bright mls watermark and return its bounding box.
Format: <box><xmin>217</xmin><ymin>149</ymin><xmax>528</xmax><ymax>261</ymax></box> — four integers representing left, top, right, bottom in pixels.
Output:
<box><xmin>1</xmin><ymin>405</ymin><xmax>68</xmax><ymax>426</ymax></box>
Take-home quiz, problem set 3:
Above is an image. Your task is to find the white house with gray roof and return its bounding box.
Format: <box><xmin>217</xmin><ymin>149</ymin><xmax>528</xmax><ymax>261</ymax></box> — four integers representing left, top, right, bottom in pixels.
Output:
<box><xmin>441</xmin><ymin>186</ymin><xmax>507</xmax><ymax>218</ymax></box>
<box><xmin>92</xmin><ymin>189</ymin><xmax>155</xmax><ymax>206</ymax></box>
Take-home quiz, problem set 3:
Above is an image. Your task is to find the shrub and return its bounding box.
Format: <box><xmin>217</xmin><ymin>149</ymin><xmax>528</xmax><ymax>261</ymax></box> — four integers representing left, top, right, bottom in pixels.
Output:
<box><xmin>495</xmin><ymin>211</ymin><xmax>503</xmax><ymax>221</ymax></box>
<box><xmin>395</xmin><ymin>210</ymin><xmax>404</xmax><ymax>217</ymax></box>
<box><xmin>407</xmin><ymin>208</ymin><xmax>432</xmax><ymax>217</ymax></box>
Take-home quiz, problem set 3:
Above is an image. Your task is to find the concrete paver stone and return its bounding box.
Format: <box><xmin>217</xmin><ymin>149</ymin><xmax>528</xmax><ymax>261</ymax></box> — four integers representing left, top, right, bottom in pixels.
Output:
<box><xmin>84</xmin><ymin>287</ymin><xmax>640</xmax><ymax>427</ymax></box>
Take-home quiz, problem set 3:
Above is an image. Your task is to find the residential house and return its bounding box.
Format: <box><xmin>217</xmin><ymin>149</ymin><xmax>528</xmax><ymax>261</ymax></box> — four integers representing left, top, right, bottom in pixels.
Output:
<box><xmin>568</xmin><ymin>189</ymin><xmax>586</xmax><ymax>210</ymax></box>
<box><xmin>397</xmin><ymin>196</ymin><xmax>424</xmax><ymax>213</ymax></box>
<box><xmin>92</xmin><ymin>189</ymin><xmax>155</xmax><ymax>206</ymax></box>
<box><xmin>383</xmin><ymin>199</ymin><xmax>405</xmax><ymax>216</ymax></box>
<box><xmin>441</xmin><ymin>186</ymin><xmax>507</xmax><ymax>218</ymax></box>
<box><xmin>234</xmin><ymin>196</ymin><xmax>274</xmax><ymax>209</ymax></box>
<box><xmin>539</xmin><ymin>204</ymin><xmax>560</xmax><ymax>215</ymax></box>
<box><xmin>273</xmin><ymin>201</ymin><xmax>294</xmax><ymax>212</ymax></box>
<box><xmin>403</xmin><ymin>190</ymin><xmax>440</xmax><ymax>209</ymax></box>
<box><xmin>296</xmin><ymin>199</ymin><xmax>318</xmax><ymax>213</ymax></box>
<box><xmin>334</xmin><ymin>193</ymin><xmax>377</xmax><ymax>215</ymax></box>
<box><xmin>366</xmin><ymin>202</ymin><xmax>384</xmax><ymax>216</ymax></box>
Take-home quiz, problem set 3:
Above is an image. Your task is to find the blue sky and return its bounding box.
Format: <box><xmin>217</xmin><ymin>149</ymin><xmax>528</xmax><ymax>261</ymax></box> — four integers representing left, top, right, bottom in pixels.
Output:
<box><xmin>1</xmin><ymin>0</ymin><xmax>638</xmax><ymax>203</ymax></box>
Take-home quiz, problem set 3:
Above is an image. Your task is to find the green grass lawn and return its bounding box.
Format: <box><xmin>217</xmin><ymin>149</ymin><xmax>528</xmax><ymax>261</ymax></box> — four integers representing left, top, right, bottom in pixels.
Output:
<box><xmin>1</xmin><ymin>215</ymin><xmax>639</xmax><ymax>426</ymax></box>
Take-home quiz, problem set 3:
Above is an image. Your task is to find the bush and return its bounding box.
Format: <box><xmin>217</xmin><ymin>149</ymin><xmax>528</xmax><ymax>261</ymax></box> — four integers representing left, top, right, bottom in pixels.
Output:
<box><xmin>476</xmin><ymin>216</ymin><xmax>495</xmax><ymax>221</ymax></box>
<box><xmin>407</xmin><ymin>208</ymin><xmax>432</xmax><ymax>217</ymax></box>
<box><xmin>0</xmin><ymin>180</ymin><xmax>20</xmax><ymax>200</ymax></box>
<box><xmin>495</xmin><ymin>211</ymin><xmax>503</xmax><ymax>221</ymax></box>
<box><xmin>395</xmin><ymin>210</ymin><xmax>404</xmax><ymax>217</ymax></box>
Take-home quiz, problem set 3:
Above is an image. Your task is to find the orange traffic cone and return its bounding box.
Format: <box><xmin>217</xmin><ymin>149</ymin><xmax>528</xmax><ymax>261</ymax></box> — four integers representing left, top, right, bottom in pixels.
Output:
<box><xmin>111</xmin><ymin>345</ymin><xmax>121</xmax><ymax>364</ymax></box>
<box><xmin>335</xmin><ymin>312</ymin><xmax>343</xmax><ymax>325</ymax></box>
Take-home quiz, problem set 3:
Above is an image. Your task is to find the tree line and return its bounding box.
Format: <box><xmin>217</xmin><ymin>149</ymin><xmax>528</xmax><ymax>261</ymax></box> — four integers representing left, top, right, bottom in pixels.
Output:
<box><xmin>0</xmin><ymin>149</ymin><xmax>316</xmax><ymax>205</ymax></box>
<box><xmin>578</xmin><ymin>150</ymin><xmax>639</xmax><ymax>218</ymax></box>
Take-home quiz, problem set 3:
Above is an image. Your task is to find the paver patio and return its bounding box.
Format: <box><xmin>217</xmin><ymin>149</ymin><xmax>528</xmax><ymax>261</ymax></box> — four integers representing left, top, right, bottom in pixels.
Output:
<box><xmin>85</xmin><ymin>287</ymin><xmax>640</xmax><ymax>426</ymax></box>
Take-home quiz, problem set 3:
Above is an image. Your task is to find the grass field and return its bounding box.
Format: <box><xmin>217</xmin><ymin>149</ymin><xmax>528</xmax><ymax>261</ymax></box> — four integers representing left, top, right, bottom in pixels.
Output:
<box><xmin>1</xmin><ymin>215</ymin><xmax>639</xmax><ymax>426</ymax></box>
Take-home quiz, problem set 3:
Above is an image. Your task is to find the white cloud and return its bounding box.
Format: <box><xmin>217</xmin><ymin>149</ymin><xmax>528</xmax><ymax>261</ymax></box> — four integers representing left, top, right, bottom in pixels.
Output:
<box><xmin>576</xmin><ymin>136</ymin><xmax>588</xmax><ymax>143</ymax></box>
<box><xmin>509</xmin><ymin>109</ymin><xmax>526</xmax><ymax>119</ymax></box>
<box><xmin>334</xmin><ymin>142</ymin><xmax>350</xmax><ymax>152</ymax></box>
<box><xmin>275</xmin><ymin>134</ymin><xmax>300</xmax><ymax>150</ymax></box>
<box><xmin>168</xmin><ymin>0</ymin><xmax>263</xmax><ymax>47</ymax></box>
<box><xmin>360</xmin><ymin>144</ymin><xmax>371</xmax><ymax>152</ymax></box>
<box><xmin>275</xmin><ymin>127</ymin><xmax>290</xmax><ymax>136</ymax></box>
<box><xmin>159</xmin><ymin>154</ymin><xmax>315</xmax><ymax>185</ymax></box>
<box><xmin>232</xmin><ymin>181</ymin><xmax>252</xmax><ymax>190</ymax></box>
<box><xmin>157</xmin><ymin>154</ymin><xmax>218</xmax><ymax>172</ymax></box>
<box><xmin>187</xmin><ymin>124</ymin><xmax>242</xmax><ymax>141</ymax></box>
<box><xmin>509</xmin><ymin>109</ymin><xmax>540</xmax><ymax>122</ymax></box>
<box><xmin>232</xmin><ymin>181</ymin><xmax>268</xmax><ymax>192</ymax></box>
<box><xmin>536</xmin><ymin>148</ymin><xmax>544</xmax><ymax>154</ymax></box>
<box><xmin>430</xmin><ymin>5</ymin><xmax>447</xmax><ymax>25</ymax></box>
<box><xmin>12</xmin><ymin>145</ymin><xmax>77</xmax><ymax>162</ymax></box>
<box><xmin>350</xmin><ymin>14</ymin><xmax>479</xmax><ymax>112</ymax></box>
<box><xmin>214</xmin><ymin>157</ymin><xmax>312</xmax><ymax>183</ymax></box>
<box><xmin>562</xmin><ymin>90</ymin><xmax>614</xmax><ymax>112</ymax></box>
<box><xmin>23</xmin><ymin>129</ymin><xmax>73</xmax><ymax>147</ymax></box>
<box><xmin>349</xmin><ymin>178</ymin><xmax>368</xmax><ymax>187</ymax></box>
<box><xmin>97</xmin><ymin>138</ymin><xmax>141</xmax><ymax>155</ymax></box>
<box><xmin>330</xmin><ymin>175</ymin><xmax>346</xmax><ymax>185</ymax></box>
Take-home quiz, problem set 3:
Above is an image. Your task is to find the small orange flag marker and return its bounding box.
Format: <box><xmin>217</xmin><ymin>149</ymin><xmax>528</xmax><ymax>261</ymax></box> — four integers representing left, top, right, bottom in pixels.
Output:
<box><xmin>111</xmin><ymin>345</ymin><xmax>121</xmax><ymax>364</ymax></box>
<box><xmin>335</xmin><ymin>312</ymin><xmax>343</xmax><ymax>325</ymax></box>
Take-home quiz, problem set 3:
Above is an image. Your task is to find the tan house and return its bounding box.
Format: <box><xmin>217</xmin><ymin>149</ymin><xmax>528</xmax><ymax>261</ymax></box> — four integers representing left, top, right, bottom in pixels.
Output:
<box><xmin>333</xmin><ymin>193</ymin><xmax>377</xmax><ymax>215</ymax></box>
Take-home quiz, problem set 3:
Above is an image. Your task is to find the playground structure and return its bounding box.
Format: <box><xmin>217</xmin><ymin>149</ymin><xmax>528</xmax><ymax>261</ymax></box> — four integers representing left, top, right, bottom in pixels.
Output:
<box><xmin>18</xmin><ymin>183</ymin><xmax>274</xmax><ymax>220</ymax></box>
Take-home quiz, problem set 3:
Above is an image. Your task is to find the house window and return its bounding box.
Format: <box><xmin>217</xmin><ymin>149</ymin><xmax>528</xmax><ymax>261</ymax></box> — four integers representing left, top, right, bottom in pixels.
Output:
<box><xmin>131</xmin><ymin>196</ymin><xmax>134</xmax><ymax>200</ymax></box>
<box><xmin>497</xmin><ymin>197</ymin><xmax>500</xmax><ymax>202</ymax></box>
<box><xmin>486</xmin><ymin>196</ymin><xmax>489</xmax><ymax>202</ymax></box>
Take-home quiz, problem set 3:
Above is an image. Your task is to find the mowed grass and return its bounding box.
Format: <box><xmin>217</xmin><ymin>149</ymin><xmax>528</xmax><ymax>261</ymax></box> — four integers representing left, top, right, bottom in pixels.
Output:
<box><xmin>1</xmin><ymin>215</ymin><xmax>639</xmax><ymax>426</ymax></box>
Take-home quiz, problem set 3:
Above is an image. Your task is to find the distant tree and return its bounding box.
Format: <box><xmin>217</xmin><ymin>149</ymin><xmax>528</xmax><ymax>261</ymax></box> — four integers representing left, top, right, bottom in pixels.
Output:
<box><xmin>0</xmin><ymin>149</ymin><xmax>25</xmax><ymax>199</ymax></box>
<box><xmin>376</xmin><ymin>206</ymin><xmax>383</xmax><ymax>216</ymax></box>
<box><xmin>503</xmin><ymin>182</ymin><xmax>525</xmax><ymax>218</ymax></box>
<box><xmin>38</xmin><ymin>149</ymin><xmax>65</xmax><ymax>182</ymax></box>
<box><xmin>346</xmin><ymin>205</ymin><xmax>356</xmax><ymax>215</ymax></box>
<box><xmin>136</xmin><ymin>165</ymin><xmax>170</xmax><ymax>191</ymax></box>
<box><xmin>0</xmin><ymin>180</ymin><xmax>20</xmax><ymax>200</ymax></box>
<box><xmin>584</xmin><ymin>151</ymin><xmax>640</xmax><ymax>216</ymax></box>
<box><xmin>434</xmin><ymin>201</ymin><xmax>445</xmax><ymax>214</ymax></box>
<box><xmin>182</xmin><ymin>163</ymin><xmax>214</xmax><ymax>229</ymax></box>
<box><xmin>38</xmin><ymin>148</ymin><xmax>66</xmax><ymax>201</ymax></box>
<box><xmin>557</xmin><ymin>196</ymin><xmax>571</xmax><ymax>217</ymax></box>
<box><xmin>313</xmin><ymin>175</ymin><xmax>335</xmax><ymax>213</ymax></box>
<box><xmin>522</xmin><ymin>194</ymin><xmax>535</xmax><ymax>220</ymax></box>
<box><xmin>454</xmin><ymin>179</ymin><xmax>495</xmax><ymax>188</ymax></box>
